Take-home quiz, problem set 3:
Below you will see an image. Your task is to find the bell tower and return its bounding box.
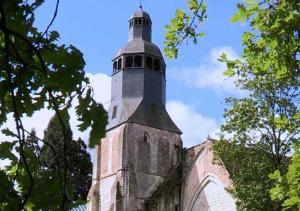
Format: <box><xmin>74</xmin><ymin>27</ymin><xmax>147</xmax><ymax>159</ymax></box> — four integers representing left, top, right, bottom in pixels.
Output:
<box><xmin>88</xmin><ymin>8</ymin><xmax>182</xmax><ymax>211</ymax></box>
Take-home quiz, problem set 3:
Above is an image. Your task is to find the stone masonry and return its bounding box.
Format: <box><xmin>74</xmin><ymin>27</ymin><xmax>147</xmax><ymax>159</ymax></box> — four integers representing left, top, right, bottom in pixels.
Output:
<box><xmin>87</xmin><ymin>7</ymin><xmax>237</xmax><ymax>211</ymax></box>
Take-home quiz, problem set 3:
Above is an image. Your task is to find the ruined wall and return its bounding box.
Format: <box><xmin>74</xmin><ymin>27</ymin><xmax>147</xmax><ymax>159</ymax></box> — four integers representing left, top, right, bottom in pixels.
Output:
<box><xmin>182</xmin><ymin>140</ymin><xmax>236</xmax><ymax>211</ymax></box>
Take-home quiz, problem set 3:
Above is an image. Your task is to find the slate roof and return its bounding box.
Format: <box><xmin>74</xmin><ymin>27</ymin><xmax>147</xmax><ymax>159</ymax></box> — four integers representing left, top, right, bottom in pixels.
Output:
<box><xmin>114</xmin><ymin>40</ymin><xmax>163</xmax><ymax>59</ymax></box>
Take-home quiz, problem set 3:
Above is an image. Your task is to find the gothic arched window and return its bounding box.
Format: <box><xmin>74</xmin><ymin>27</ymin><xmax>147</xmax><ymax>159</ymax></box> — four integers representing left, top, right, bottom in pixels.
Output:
<box><xmin>134</xmin><ymin>55</ymin><xmax>142</xmax><ymax>67</ymax></box>
<box><xmin>117</xmin><ymin>58</ymin><xmax>122</xmax><ymax>70</ymax></box>
<box><xmin>143</xmin><ymin>132</ymin><xmax>149</xmax><ymax>142</ymax></box>
<box><xmin>125</xmin><ymin>56</ymin><xmax>133</xmax><ymax>68</ymax></box>
<box><xmin>113</xmin><ymin>61</ymin><xmax>117</xmax><ymax>73</ymax></box>
<box><xmin>154</xmin><ymin>59</ymin><xmax>160</xmax><ymax>71</ymax></box>
<box><xmin>146</xmin><ymin>57</ymin><xmax>153</xmax><ymax>69</ymax></box>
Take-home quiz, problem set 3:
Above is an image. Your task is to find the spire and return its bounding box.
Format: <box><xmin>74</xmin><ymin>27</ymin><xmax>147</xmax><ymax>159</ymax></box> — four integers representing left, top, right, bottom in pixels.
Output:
<box><xmin>139</xmin><ymin>0</ymin><xmax>142</xmax><ymax>10</ymax></box>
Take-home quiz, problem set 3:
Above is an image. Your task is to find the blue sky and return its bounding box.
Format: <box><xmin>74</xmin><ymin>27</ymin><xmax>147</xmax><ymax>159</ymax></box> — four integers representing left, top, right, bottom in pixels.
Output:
<box><xmin>1</xmin><ymin>0</ymin><xmax>249</xmax><ymax>148</ymax></box>
<box><xmin>35</xmin><ymin>0</ymin><xmax>247</xmax><ymax>147</ymax></box>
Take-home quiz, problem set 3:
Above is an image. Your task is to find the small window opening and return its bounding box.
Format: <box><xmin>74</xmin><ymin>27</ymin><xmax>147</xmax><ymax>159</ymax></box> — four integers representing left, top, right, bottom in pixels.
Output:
<box><xmin>154</xmin><ymin>59</ymin><xmax>160</xmax><ymax>71</ymax></box>
<box><xmin>146</xmin><ymin>20</ymin><xmax>149</xmax><ymax>25</ymax></box>
<box><xmin>125</xmin><ymin>56</ymin><xmax>133</xmax><ymax>68</ymax></box>
<box><xmin>113</xmin><ymin>61</ymin><xmax>117</xmax><ymax>73</ymax></box>
<box><xmin>134</xmin><ymin>55</ymin><xmax>142</xmax><ymax>67</ymax></box>
<box><xmin>134</xmin><ymin>19</ymin><xmax>137</xmax><ymax>25</ymax></box>
<box><xmin>117</xmin><ymin>58</ymin><xmax>122</xmax><ymax>70</ymax></box>
<box><xmin>146</xmin><ymin>57</ymin><xmax>153</xmax><ymax>69</ymax></box>
<box><xmin>175</xmin><ymin>205</ymin><xmax>179</xmax><ymax>211</ymax></box>
<box><xmin>143</xmin><ymin>19</ymin><xmax>146</xmax><ymax>26</ymax></box>
<box><xmin>138</xmin><ymin>19</ymin><xmax>142</xmax><ymax>25</ymax></box>
<box><xmin>143</xmin><ymin>132</ymin><xmax>149</xmax><ymax>142</ymax></box>
<box><xmin>112</xmin><ymin>106</ymin><xmax>117</xmax><ymax>119</ymax></box>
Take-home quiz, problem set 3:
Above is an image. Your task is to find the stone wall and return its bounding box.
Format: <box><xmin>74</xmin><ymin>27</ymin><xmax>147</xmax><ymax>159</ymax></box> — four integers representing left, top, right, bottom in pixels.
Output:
<box><xmin>181</xmin><ymin>140</ymin><xmax>236</xmax><ymax>211</ymax></box>
<box><xmin>88</xmin><ymin>122</ymin><xmax>182</xmax><ymax>211</ymax></box>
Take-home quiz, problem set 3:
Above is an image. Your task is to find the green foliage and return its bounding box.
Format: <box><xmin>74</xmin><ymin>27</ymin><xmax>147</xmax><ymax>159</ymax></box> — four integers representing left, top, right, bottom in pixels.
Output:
<box><xmin>0</xmin><ymin>0</ymin><xmax>107</xmax><ymax>209</ymax></box>
<box><xmin>270</xmin><ymin>144</ymin><xmax>300</xmax><ymax>210</ymax></box>
<box><xmin>218</xmin><ymin>0</ymin><xmax>300</xmax><ymax>209</ymax></box>
<box><xmin>213</xmin><ymin>139</ymin><xmax>276</xmax><ymax>210</ymax></box>
<box><xmin>164</xmin><ymin>0</ymin><xmax>207</xmax><ymax>58</ymax></box>
<box><xmin>40</xmin><ymin>112</ymin><xmax>93</xmax><ymax>201</ymax></box>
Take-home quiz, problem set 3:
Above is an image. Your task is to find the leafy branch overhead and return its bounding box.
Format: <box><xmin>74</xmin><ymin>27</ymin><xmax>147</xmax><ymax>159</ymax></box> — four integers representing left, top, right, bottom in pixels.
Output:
<box><xmin>0</xmin><ymin>0</ymin><xmax>107</xmax><ymax>210</ymax></box>
<box><xmin>164</xmin><ymin>0</ymin><xmax>207</xmax><ymax>59</ymax></box>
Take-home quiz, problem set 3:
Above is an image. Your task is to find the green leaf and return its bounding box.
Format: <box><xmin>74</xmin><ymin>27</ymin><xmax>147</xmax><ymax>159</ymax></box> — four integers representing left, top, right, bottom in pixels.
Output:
<box><xmin>1</xmin><ymin>128</ymin><xmax>18</xmax><ymax>138</ymax></box>
<box><xmin>24</xmin><ymin>201</ymin><xmax>34</xmax><ymax>211</ymax></box>
<box><xmin>0</xmin><ymin>141</ymin><xmax>18</xmax><ymax>162</ymax></box>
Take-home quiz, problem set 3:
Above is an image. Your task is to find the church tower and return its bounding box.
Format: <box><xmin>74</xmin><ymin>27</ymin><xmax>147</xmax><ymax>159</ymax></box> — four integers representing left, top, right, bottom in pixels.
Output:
<box><xmin>88</xmin><ymin>7</ymin><xmax>183</xmax><ymax>211</ymax></box>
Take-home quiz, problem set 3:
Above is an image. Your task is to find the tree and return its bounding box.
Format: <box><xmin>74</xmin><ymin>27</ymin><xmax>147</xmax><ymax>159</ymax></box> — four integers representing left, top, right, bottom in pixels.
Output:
<box><xmin>213</xmin><ymin>0</ymin><xmax>300</xmax><ymax>210</ymax></box>
<box><xmin>213</xmin><ymin>139</ymin><xmax>278</xmax><ymax>210</ymax></box>
<box><xmin>164</xmin><ymin>0</ymin><xmax>207</xmax><ymax>58</ymax></box>
<box><xmin>269</xmin><ymin>143</ymin><xmax>300</xmax><ymax>210</ymax></box>
<box><xmin>41</xmin><ymin>112</ymin><xmax>93</xmax><ymax>201</ymax></box>
<box><xmin>0</xmin><ymin>0</ymin><xmax>107</xmax><ymax>209</ymax></box>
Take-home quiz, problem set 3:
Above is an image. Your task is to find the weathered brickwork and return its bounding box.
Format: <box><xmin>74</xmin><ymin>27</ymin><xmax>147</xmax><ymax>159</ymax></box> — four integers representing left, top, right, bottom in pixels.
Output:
<box><xmin>182</xmin><ymin>140</ymin><xmax>236</xmax><ymax>211</ymax></box>
<box><xmin>88</xmin><ymin>122</ymin><xmax>183</xmax><ymax>211</ymax></box>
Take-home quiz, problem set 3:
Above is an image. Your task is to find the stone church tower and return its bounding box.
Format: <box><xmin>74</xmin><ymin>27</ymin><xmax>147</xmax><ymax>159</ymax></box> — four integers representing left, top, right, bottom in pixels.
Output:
<box><xmin>88</xmin><ymin>8</ymin><xmax>183</xmax><ymax>211</ymax></box>
<box><xmin>88</xmin><ymin>7</ymin><xmax>237</xmax><ymax>211</ymax></box>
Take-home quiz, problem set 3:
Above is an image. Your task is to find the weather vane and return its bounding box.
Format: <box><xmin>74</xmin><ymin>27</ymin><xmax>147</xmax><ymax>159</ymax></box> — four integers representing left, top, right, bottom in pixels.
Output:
<box><xmin>139</xmin><ymin>0</ymin><xmax>143</xmax><ymax>10</ymax></box>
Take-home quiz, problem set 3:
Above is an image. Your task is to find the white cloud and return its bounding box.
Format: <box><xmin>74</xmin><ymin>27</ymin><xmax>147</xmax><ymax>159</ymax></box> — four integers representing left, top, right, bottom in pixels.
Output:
<box><xmin>1</xmin><ymin>71</ymin><xmax>222</xmax><ymax>166</ymax></box>
<box><xmin>170</xmin><ymin>46</ymin><xmax>240</xmax><ymax>95</ymax></box>
<box><xmin>166</xmin><ymin>101</ymin><xmax>219</xmax><ymax>148</ymax></box>
<box><xmin>0</xmin><ymin>72</ymin><xmax>111</xmax><ymax>167</ymax></box>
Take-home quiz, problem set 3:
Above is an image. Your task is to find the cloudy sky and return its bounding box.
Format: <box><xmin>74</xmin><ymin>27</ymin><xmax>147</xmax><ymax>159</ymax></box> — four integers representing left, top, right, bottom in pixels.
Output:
<box><xmin>1</xmin><ymin>0</ymin><xmax>247</xmax><ymax>150</ymax></box>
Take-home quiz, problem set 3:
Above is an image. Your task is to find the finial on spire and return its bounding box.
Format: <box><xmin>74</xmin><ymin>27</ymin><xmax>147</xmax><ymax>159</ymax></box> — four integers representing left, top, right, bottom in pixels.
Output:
<box><xmin>139</xmin><ymin>0</ymin><xmax>143</xmax><ymax>10</ymax></box>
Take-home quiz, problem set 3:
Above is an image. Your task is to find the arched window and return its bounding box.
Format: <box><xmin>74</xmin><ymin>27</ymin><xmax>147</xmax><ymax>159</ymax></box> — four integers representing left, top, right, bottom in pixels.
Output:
<box><xmin>138</xmin><ymin>19</ymin><xmax>142</xmax><ymax>25</ymax></box>
<box><xmin>143</xmin><ymin>19</ymin><xmax>146</xmax><ymax>26</ymax></box>
<box><xmin>134</xmin><ymin>19</ymin><xmax>137</xmax><ymax>25</ymax></box>
<box><xmin>154</xmin><ymin>59</ymin><xmax>160</xmax><ymax>71</ymax></box>
<box><xmin>125</xmin><ymin>56</ymin><xmax>133</xmax><ymax>68</ymax></box>
<box><xmin>146</xmin><ymin>57</ymin><xmax>153</xmax><ymax>69</ymax></box>
<box><xmin>134</xmin><ymin>55</ymin><xmax>142</xmax><ymax>67</ymax></box>
<box><xmin>113</xmin><ymin>61</ymin><xmax>117</xmax><ymax>73</ymax></box>
<box><xmin>117</xmin><ymin>58</ymin><xmax>122</xmax><ymax>70</ymax></box>
<box><xmin>143</xmin><ymin>132</ymin><xmax>149</xmax><ymax>142</ymax></box>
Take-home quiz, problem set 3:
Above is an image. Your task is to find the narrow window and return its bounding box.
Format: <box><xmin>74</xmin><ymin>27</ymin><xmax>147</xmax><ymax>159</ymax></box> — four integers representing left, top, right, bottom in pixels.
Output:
<box><xmin>134</xmin><ymin>55</ymin><xmax>142</xmax><ymax>67</ymax></box>
<box><xmin>143</xmin><ymin>132</ymin><xmax>149</xmax><ymax>142</ymax></box>
<box><xmin>138</xmin><ymin>19</ymin><xmax>142</xmax><ymax>25</ymax></box>
<box><xmin>113</xmin><ymin>61</ymin><xmax>117</xmax><ymax>73</ymax></box>
<box><xmin>154</xmin><ymin>59</ymin><xmax>160</xmax><ymax>71</ymax></box>
<box><xmin>125</xmin><ymin>56</ymin><xmax>133</xmax><ymax>68</ymax></box>
<box><xmin>112</xmin><ymin>106</ymin><xmax>117</xmax><ymax>119</ymax></box>
<box><xmin>134</xmin><ymin>19</ymin><xmax>137</xmax><ymax>25</ymax></box>
<box><xmin>146</xmin><ymin>57</ymin><xmax>153</xmax><ymax>69</ymax></box>
<box><xmin>143</xmin><ymin>19</ymin><xmax>146</xmax><ymax>26</ymax></box>
<box><xmin>117</xmin><ymin>58</ymin><xmax>122</xmax><ymax>70</ymax></box>
<box><xmin>175</xmin><ymin>205</ymin><xmax>179</xmax><ymax>211</ymax></box>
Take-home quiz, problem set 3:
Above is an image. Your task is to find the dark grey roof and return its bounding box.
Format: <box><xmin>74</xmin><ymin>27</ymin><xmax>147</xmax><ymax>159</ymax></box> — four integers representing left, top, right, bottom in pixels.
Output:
<box><xmin>114</xmin><ymin>39</ymin><xmax>163</xmax><ymax>59</ymax></box>
<box><xmin>130</xmin><ymin>10</ymin><xmax>151</xmax><ymax>20</ymax></box>
<box><xmin>128</xmin><ymin>100</ymin><xmax>182</xmax><ymax>134</ymax></box>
